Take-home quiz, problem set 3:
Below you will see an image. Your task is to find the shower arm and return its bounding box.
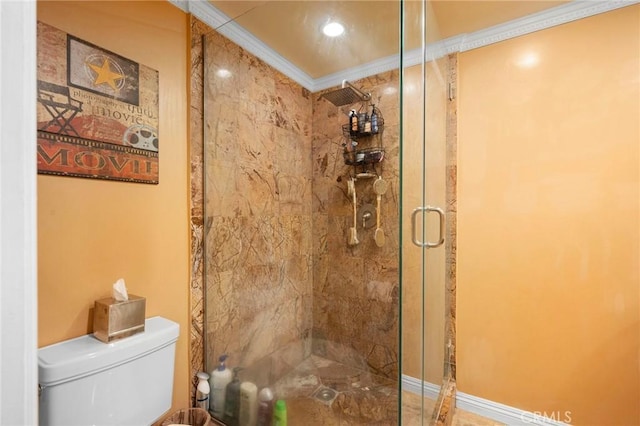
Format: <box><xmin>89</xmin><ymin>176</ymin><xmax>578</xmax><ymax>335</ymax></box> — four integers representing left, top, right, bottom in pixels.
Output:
<box><xmin>342</xmin><ymin>80</ymin><xmax>371</xmax><ymax>102</ymax></box>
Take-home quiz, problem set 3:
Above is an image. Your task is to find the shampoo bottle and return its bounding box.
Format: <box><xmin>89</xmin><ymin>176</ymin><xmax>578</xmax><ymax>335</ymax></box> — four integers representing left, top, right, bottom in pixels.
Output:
<box><xmin>195</xmin><ymin>372</ymin><xmax>210</xmax><ymax>411</ymax></box>
<box><xmin>370</xmin><ymin>105</ymin><xmax>379</xmax><ymax>134</ymax></box>
<box><xmin>210</xmin><ymin>354</ymin><xmax>233</xmax><ymax>419</ymax></box>
<box><xmin>349</xmin><ymin>109</ymin><xmax>358</xmax><ymax>136</ymax></box>
<box><xmin>256</xmin><ymin>387</ymin><xmax>274</xmax><ymax>426</ymax></box>
<box><xmin>239</xmin><ymin>381</ymin><xmax>258</xmax><ymax>426</ymax></box>
<box><xmin>223</xmin><ymin>368</ymin><xmax>242</xmax><ymax>426</ymax></box>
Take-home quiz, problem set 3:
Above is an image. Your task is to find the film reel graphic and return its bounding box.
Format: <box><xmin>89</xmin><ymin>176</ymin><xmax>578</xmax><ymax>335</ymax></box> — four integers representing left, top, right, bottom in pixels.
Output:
<box><xmin>123</xmin><ymin>124</ymin><xmax>159</xmax><ymax>152</ymax></box>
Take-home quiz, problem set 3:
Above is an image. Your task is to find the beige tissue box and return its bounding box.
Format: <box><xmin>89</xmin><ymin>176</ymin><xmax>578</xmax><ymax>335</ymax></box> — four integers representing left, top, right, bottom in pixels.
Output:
<box><xmin>93</xmin><ymin>295</ymin><xmax>146</xmax><ymax>343</ymax></box>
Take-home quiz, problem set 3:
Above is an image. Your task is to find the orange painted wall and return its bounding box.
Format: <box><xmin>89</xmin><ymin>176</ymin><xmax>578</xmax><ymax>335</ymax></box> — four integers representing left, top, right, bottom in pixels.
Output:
<box><xmin>457</xmin><ymin>5</ymin><xmax>639</xmax><ymax>425</ymax></box>
<box><xmin>37</xmin><ymin>0</ymin><xmax>190</xmax><ymax>416</ymax></box>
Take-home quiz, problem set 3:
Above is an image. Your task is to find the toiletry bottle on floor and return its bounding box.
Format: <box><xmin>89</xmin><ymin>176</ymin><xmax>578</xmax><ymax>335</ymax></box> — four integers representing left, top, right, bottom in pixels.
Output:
<box><xmin>239</xmin><ymin>381</ymin><xmax>258</xmax><ymax>426</ymax></box>
<box><xmin>257</xmin><ymin>387</ymin><xmax>274</xmax><ymax>426</ymax></box>
<box><xmin>273</xmin><ymin>399</ymin><xmax>287</xmax><ymax>426</ymax></box>
<box><xmin>223</xmin><ymin>368</ymin><xmax>242</xmax><ymax>426</ymax></box>
<box><xmin>210</xmin><ymin>354</ymin><xmax>232</xmax><ymax>419</ymax></box>
<box><xmin>195</xmin><ymin>372</ymin><xmax>210</xmax><ymax>412</ymax></box>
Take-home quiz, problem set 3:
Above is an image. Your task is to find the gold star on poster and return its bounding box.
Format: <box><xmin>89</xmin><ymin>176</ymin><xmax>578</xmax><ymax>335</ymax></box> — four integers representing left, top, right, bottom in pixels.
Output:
<box><xmin>88</xmin><ymin>58</ymin><xmax>123</xmax><ymax>91</ymax></box>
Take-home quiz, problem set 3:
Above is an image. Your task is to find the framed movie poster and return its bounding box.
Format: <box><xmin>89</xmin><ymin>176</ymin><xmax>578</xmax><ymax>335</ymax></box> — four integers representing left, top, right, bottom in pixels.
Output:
<box><xmin>36</xmin><ymin>22</ymin><xmax>159</xmax><ymax>184</ymax></box>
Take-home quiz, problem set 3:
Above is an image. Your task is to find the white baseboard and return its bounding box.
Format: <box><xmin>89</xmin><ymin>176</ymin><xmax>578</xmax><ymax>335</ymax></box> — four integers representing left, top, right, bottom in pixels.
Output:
<box><xmin>401</xmin><ymin>374</ymin><xmax>442</xmax><ymax>400</ymax></box>
<box><xmin>401</xmin><ymin>375</ymin><xmax>569</xmax><ymax>426</ymax></box>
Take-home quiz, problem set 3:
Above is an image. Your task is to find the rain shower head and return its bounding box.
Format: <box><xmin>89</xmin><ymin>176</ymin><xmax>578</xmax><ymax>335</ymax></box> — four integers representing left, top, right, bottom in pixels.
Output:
<box><xmin>320</xmin><ymin>80</ymin><xmax>371</xmax><ymax>107</ymax></box>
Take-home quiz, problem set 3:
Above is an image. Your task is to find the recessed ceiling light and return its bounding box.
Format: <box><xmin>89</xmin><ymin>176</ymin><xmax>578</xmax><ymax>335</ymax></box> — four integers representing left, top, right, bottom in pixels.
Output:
<box><xmin>322</xmin><ymin>22</ymin><xmax>344</xmax><ymax>37</ymax></box>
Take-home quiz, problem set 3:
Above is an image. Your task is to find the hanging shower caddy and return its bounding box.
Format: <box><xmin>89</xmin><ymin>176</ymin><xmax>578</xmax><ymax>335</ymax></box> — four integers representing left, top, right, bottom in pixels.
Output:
<box><xmin>342</xmin><ymin>104</ymin><xmax>384</xmax><ymax>178</ymax></box>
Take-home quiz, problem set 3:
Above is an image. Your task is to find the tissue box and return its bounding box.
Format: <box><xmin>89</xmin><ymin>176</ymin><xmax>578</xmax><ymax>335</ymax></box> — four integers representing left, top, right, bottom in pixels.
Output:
<box><xmin>93</xmin><ymin>295</ymin><xmax>146</xmax><ymax>343</ymax></box>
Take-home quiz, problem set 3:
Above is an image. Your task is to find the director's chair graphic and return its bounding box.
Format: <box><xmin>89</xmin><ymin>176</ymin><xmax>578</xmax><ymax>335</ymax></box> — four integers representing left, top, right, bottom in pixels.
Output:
<box><xmin>37</xmin><ymin>80</ymin><xmax>83</xmax><ymax>136</ymax></box>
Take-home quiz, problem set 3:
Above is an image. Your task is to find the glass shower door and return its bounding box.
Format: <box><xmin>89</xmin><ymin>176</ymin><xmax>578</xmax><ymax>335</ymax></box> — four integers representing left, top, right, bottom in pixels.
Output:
<box><xmin>201</xmin><ymin>2</ymin><xmax>404</xmax><ymax>424</ymax></box>
<box><xmin>400</xmin><ymin>0</ymin><xmax>451</xmax><ymax>423</ymax></box>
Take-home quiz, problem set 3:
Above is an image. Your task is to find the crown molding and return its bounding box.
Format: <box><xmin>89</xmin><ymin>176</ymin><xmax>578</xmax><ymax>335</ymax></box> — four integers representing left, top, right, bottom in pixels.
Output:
<box><xmin>171</xmin><ymin>0</ymin><xmax>315</xmax><ymax>91</ymax></box>
<box><xmin>172</xmin><ymin>0</ymin><xmax>639</xmax><ymax>92</ymax></box>
<box><xmin>458</xmin><ymin>0</ymin><xmax>638</xmax><ymax>52</ymax></box>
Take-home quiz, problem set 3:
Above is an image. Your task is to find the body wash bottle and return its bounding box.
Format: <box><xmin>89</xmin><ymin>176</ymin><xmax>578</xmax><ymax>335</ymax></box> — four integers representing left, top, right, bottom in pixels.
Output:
<box><xmin>223</xmin><ymin>368</ymin><xmax>242</xmax><ymax>426</ymax></box>
<box><xmin>210</xmin><ymin>355</ymin><xmax>232</xmax><ymax>419</ymax></box>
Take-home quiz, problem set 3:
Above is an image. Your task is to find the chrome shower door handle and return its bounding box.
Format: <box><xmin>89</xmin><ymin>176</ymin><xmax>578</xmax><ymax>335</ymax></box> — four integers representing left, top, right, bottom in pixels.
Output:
<box><xmin>411</xmin><ymin>206</ymin><xmax>445</xmax><ymax>248</ymax></box>
<box><xmin>410</xmin><ymin>207</ymin><xmax>425</xmax><ymax>247</ymax></box>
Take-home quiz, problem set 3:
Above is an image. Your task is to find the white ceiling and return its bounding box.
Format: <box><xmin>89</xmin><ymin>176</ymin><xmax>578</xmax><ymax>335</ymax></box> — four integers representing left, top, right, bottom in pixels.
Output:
<box><xmin>175</xmin><ymin>0</ymin><xmax>636</xmax><ymax>91</ymax></box>
<box><xmin>209</xmin><ymin>0</ymin><xmax>569</xmax><ymax>78</ymax></box>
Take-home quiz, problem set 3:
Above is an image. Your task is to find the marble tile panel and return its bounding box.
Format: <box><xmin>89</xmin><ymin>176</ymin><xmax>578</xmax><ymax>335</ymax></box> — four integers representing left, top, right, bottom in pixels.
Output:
<box><xmin>205</xmin><ymin>216</ymin><xmax>245</xmax><ymax>271</ymax></box>
<box><xmin>432</xmin><ymin>380</ymin><xmax>456</xmax><ymax>426</ymax></box>
<box><xmin>203</xmin><ymin>101</ymin><xmax>240</xmax><ymax>160</ymax></box>
<box><xmin>268</xmin><ymin>336</ymin><xmax>311</xmax><ymax>383</ymax></box>
<box><xmin>274</xmin><ymin>126</ymin><xmax>310</xmax><ymax>176</ymax></box>
<box><xmin>204</xmin><ymin>38</ymin><xmax>275</xmax><ymax>101</ymax></box>
<box><xmin>276</xmin><ymin>174</ymin><xmax>312</xmax><ymax>216</ymax></box>
<box><xmin>233</xmin><ymin>336</ymin><xmax>312</xmax><ymax>389</ymax></box>
<box><xmin>323</xmin><ymin>256</ymin><xmax>366</xmax><ymax>300</ymax></box>
<box><xmin>235</xmin><ymin>117</ymin><xmax>279</xmax><ymax>168</ymax></box>
<box><xmin>207</xmin><ymin>297</ymin><xmax>306</xmax><ymax>370</ymax></box>
<box><xmin>324</xmin><ymin>215</ymin><xmax>360</xmax><ymax>257</ymax></box>
<box><xmin>311</xmin><ymin>294</ymin><xmax>329</xmax><ymax>336</ymax></box>
<box><xmin>311</xmin><ymin>296</ymin><xmax>360</xmax><ymax>343</ymax></box>
<box><xmin>235</xmin><ymin>167</ymin><xmax>280</xmax><ymax>217</ymax></box>
<box><xmin>311</xmin><ymin>338</ymin><xmax>369</xmax><ymax>372</ymax></box>
<box><xmin>313</xmin><ymin>140</ymin><xmax>349</xmax><ymax>178</ymax></box>
<box><xmin>445</xmin><ymin>53</ymin><xmax>458</xmax><ymax>381</ymax></box>
<box><xmin>236</xmin><ymin>217</ymin><xmax>282</xmax><ymax>265</ymax></box>
<box><xmin>205</xmin><ymin>265</ymin><xmax>233</xmax><ymax>314</ymax></box>
<box><xmin>312</xmin><ymin>214</ymin><xmax>328</xmax><ymax>256</ymax></box>
<box><xmin>272</xmin><ymin>76</ymin><xmax>312</xmax><ymax>135</ymax></box>
<box><xmin>310</xmin><ymin>175</ymin><xmax>333</xmax><ymax>214</ymax></box>
<box><xmin>278</xmin><ymin>214</ymin><xmax>313</xmax><ymax>257</ymax></box>
<box><xmin>333</xmin><ymin>388</ymin><xmax>398</xmax><ymax>423</ymax></box>
<box><xmin>189</xmin><ymin>17</ymin><xmax>210</xmax><ymax>391</ymax></box>
<box><xmin>352</xmin><ymin>339</ymin><xmax>398</xmax><ymax>379</ymax></box>
<box><xmin>326</xmin><ymin>181</ymin><xmax>354</xmax><ymax>218</ymax></box>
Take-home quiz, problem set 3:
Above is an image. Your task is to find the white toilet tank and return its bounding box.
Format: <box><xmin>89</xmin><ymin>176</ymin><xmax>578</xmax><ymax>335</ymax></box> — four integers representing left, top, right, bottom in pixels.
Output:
<box><xmin>38</xmin><ymin>316</ymin><xmax>179</xmax><ymax>426</ymax></box>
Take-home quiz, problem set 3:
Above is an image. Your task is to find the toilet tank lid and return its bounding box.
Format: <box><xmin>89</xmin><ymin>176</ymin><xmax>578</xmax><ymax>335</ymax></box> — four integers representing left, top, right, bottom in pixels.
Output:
<box><xmin>38</xmin><ymin>316</ymin><xmax>179</xmax><ymax>386</ymax></box>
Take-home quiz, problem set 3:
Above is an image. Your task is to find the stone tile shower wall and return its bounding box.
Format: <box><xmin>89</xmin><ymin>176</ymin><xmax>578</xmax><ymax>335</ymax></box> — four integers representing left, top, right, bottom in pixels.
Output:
<box><xmin>202</xmin><ymin>29</ymin><xmax>314</xmax><ymax>386</ymax></box>
<box><xmin>190</xmin><ymin>16</ymin><xmax>401</xmax><ymax>388</ymax></box>
<box><xmin>311</xmin><ymin>72</ymin><xmax>400</xmax><ymax>380</ymax></box>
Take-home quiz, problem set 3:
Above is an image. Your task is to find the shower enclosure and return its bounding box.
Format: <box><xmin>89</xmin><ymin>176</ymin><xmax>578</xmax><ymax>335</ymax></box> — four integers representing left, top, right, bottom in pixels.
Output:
<box><xmin>196</xmin><ymin>0</ymin><xmax>452</xmax><ymax>424</ymax></box>
<box><xmin>191</xmin><ymin>1</ymin><xmax>640</xmax><ymax>424</ymax></box>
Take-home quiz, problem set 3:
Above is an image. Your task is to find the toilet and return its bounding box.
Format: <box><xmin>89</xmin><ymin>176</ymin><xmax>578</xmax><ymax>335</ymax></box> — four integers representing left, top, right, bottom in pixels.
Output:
<box><xmin>38</xmin><ymin>316</ymin><xmax>179</xmax><ymax>425</ymax></box>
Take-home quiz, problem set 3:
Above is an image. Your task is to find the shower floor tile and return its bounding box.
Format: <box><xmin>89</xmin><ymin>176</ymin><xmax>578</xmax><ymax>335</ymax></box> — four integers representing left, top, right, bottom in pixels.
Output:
<box><xmin>272</xmin><ymin>355</ymin><xmax>434</xmax><ymax>425</ymax></box>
